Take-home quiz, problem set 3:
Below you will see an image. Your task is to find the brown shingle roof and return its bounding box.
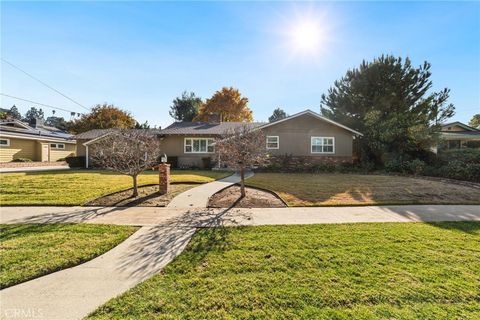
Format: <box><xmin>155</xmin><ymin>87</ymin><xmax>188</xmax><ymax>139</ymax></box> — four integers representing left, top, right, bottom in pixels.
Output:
<box><xmin>160</xmin><ymin>122</ymin><xmax>264</xmax><ymax>135</ymax></box>
<box><xmin>74</xmin><ymin>128</ymin><xmax>162</xmax><ymax>140</ymax></box>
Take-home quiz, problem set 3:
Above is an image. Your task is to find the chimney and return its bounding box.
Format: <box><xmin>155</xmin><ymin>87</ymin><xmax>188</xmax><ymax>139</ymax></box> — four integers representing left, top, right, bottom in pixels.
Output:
<box><xmin>34</xmin><ymin>118</ymin><xmax>44</xmax><ymax>129</ymax></box>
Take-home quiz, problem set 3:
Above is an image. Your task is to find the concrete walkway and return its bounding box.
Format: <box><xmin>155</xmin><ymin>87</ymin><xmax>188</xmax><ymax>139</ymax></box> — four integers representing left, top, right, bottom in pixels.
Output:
<box><xmin>167</xmin><ymin>171</ymin><xmax>253</xmax><ymax>208</ymax></box>
<box><xmin>0</xmin><ymin>165</ymin><xmax>70</xmax><ymax>173</ymax></box>
<box><xmin>1</xmin><ymin>202</ymin><xmax>479</xmax><ymax>320</ymax></box>
<box><xmin>1</xmin><ymin>225</ymin><xmax>196</xmax><ymax>320</ymax></box>
<box><xmin>2</xmin><ymin>205</ymin><xmax>479</xmax><ymax>227</ymax></box>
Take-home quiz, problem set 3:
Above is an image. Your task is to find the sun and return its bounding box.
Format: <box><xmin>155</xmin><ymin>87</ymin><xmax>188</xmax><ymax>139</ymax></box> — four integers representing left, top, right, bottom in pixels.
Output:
<box><xmin>290</xmin><ymin>20</ymin><xmax>323</xmax><ymax>53</ymax></box>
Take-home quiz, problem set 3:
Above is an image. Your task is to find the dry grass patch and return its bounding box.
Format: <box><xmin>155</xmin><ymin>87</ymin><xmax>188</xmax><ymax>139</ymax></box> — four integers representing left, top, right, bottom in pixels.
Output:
<box><xmin>246</xmin><ymin>173</ymin><xmax>480</xmax><ymax>206</ymax></box>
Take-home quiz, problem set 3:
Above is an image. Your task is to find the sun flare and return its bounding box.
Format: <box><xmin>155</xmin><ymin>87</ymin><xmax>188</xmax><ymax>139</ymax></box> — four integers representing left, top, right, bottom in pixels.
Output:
<box><xmin>290</xmin><ymin>20</ymin><xmax>323</xmax><ymax>52</ymax></box>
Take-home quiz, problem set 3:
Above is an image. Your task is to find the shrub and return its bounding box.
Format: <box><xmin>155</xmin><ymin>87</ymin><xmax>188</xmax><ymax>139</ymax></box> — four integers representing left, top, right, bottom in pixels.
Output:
<box><xmin>65</xmin><ymin>156</ymin><xmax>86</xmax><ymax>168</ymax></box>
<box><xmin>311</xmin><ymin>163</ymin><xmax>336</xmax><ymax>173</ymax></box>
<box><xmin>405</xmin><ymin>159</ymin><xmax>426</xmax><ymax>176</ymax></box>
<box><xmin>437</xmin><ymin>149</ymin><xmax>480</xmax><ymax>165</ymax></box>
<box><xmin>11</xmin><ymin>158</ymin><xmax>33</xmax><ymax>162</ymax></box>
<box><xmin>167</xmin><ymin>156</ymin><xmax>178</xmax><ymax>169</ymax></box>
<box><xmin>201</xmin><ymin>157</ymin><xmax>212</xmax><ymax>169</ymax></box>
<box><xmin>385</xmin><ymin>159</ymin><xmax>404</xmax><ymax>173</ymax></box>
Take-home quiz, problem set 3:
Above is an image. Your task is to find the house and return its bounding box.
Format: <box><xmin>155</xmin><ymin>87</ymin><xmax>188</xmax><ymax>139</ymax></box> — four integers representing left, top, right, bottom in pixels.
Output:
<box><xmin>439</xmin><ymin>121</ymin><xmax>480</xmax><ymax>149</ymax></box>
<box><xmin>0</xmin><ymin>119</ymin><xmax>76</xmax><ymax>162</ymax></box>
<box><xmin>78</xmin><ymin>110</ymin><xmax>362</xmax><ymax>169</ymax></box>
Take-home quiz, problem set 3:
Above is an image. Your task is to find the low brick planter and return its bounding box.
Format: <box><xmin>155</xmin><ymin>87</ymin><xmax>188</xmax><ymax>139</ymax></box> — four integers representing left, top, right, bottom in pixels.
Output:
<box><xmin>0</xmin><ymin>161</ymin><xmax>68</xmax><ymax>168</ymax></box>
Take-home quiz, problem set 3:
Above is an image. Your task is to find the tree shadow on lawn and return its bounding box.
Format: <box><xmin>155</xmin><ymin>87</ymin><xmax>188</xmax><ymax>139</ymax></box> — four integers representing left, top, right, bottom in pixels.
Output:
<box><xmin>114</xmin><ymin>206</ymin><xmax>251</xmax><ymax>280</ymax></box>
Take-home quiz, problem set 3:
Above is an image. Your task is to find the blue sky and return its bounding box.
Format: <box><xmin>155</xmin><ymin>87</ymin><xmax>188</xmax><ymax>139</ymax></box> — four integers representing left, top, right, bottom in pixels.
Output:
<box><xmin>1</xmin><ymin>1</ymin><xmax>479</xmax><ymax>128</ymax></box>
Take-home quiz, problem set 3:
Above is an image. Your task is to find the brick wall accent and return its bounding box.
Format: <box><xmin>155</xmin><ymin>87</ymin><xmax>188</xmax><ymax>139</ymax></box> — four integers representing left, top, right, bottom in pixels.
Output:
<box><xmin>159</xmin><ymin>163</ymin><xmax>170</xmax><ymax>195</ymax></box>
<box><xmin>267</xmin><ymin>155</ymin><xmax>353</xmax><ymax>172</ymax></box>
<box><xmin>0</xmin><ymin>161</ymin><xmax>68</xmax><ymax>168</ymax></box>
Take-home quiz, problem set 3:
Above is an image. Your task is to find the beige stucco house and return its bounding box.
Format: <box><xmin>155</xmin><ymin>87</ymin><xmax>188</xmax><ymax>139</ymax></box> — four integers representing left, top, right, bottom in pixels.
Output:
<box><xmin>439</xmin><ymin>121</ymin><xmax>480</xmax><ymax>149</ymax></box>
<box><xmin>0</xmin><ymin>119</ymin><xmax>76</xmax><ymax>163</ymax></box>
<box><xmin>78</xmin><ymin>110</ymin><xmax>362</xmax><ymax>169</ymax></box>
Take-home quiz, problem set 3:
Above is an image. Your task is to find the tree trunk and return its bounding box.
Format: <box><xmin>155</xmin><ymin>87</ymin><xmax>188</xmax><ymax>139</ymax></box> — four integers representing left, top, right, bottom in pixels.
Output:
<box><xmin>240</xmin><ymin>167</ymin><xmax>246</xmax><ymax>198</ymax></box>
<box><xmin>132</xmin><ymin>175</ymin><xmax>138</xmax><ymax>197</ymax></box>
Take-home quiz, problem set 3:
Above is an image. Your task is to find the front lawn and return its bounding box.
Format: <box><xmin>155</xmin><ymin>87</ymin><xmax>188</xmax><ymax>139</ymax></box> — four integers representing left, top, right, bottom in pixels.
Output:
<box><xmin>0</xmin><ymin>169</ymin><xmax>231</xmax><ymax>205</ymax></box>
<box><xmin>0</xmin><ymin>223</ymin><xmax>137</xmax><ymax>288</ymax></box>
<box><xmin>89</xmin><ymin>222</ymin><xmax>480</xmax><ymax>319</ymax></box>
<box><xmin>246</xmin><ymin>173</ymin><xmax>480</xmax><ymax>206</ymax></box>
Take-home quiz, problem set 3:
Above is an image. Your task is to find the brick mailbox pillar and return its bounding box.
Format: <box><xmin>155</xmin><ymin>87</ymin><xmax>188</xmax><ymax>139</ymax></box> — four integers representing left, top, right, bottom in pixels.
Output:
<box><xmin>159</xmin><ymin>163</ymin><xmax>170</xmax><ymax>195</ymax></box>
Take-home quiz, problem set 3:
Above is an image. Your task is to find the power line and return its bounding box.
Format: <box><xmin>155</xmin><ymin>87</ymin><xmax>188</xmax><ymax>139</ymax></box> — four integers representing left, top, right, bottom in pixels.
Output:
<box><xmin>1</xmin><ymin>58</ymin><xmax>90</xmax><ymax>111</ymax></box>
<box><xmin>0</xmin><ymin>93</ymin><xmax>83</xmax><ymax>115</ymax></box>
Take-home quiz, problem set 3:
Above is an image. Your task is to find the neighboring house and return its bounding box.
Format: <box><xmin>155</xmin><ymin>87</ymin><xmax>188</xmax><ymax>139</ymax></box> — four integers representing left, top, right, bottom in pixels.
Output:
<box><xmin>0</xmin><ymin>119</ymin><xmax>76</xmax><ymax>162</ymax></box>
<box><xmin>78</xmin><ymin>110</ymin><xmax>362</xmax><ymax>169</ymax></box>
<box><xmin>439</xmin><ymin>121</ymin><xmax>480</xmax><ymax>149</ymax></box>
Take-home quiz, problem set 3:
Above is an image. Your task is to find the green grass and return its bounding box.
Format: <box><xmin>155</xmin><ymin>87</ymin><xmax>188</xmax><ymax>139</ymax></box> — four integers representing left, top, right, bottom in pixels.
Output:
<box><xmin>0</xmin><ymin>169</ymin><xmax>231</xmax><ymax>205</ymax></box>
<box><xmin>246</xmin><ymin>173</ymin><xmax>480</xmax><ymax>206</ymax></box>
<box><xmin>89</xmin><ymin>222</ymin><xmax>480</xmax><ymax>319</ymax></box>
<box><xmin>0</xmin><ymin>223</ymin><xmax>137</xmax><ymax>288</ymax></box>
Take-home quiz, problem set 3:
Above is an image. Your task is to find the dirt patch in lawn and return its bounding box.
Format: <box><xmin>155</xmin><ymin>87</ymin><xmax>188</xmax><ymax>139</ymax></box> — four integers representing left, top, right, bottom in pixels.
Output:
<box><xmin>85</xmin><ymin>183</ymin><xmax>198</xmax><ymax>207</ymax></box>
<box><xmin>208</xmin><ymin>185</ymin><xmax>286</xmax><ymax>208</ymax></box>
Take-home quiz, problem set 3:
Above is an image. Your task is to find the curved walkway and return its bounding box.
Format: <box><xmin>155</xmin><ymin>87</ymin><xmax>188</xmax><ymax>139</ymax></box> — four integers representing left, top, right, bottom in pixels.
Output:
<box><xmin>167</xmin><ymin>171</ymin><xmax>253</xmax><ymax>208</ymax></box>
<box><xmin>1</xmin><ymin>225</ymin><xmax>196</xmax><ymax>320</ymax></box>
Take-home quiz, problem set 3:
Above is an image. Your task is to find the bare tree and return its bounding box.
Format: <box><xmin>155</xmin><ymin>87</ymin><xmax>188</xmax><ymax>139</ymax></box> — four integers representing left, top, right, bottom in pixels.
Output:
<box><xmin>89</xmin><ymin>130</ymin><xmax>161</xmax><ymax>197</ymax></box>
<box><xmin>215</xmin><ymin>125</ymin><xmax>269</xmax><ymax>198</ymax></box>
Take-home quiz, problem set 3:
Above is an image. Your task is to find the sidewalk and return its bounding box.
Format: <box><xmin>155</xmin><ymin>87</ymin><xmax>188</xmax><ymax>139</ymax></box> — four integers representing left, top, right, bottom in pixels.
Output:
<box><xmin>2</xmin><ymin>205</ymin><xmax>479</xmax><ymax>226</ymax></box>
<box><xmin>0</xmin><ymin>165</ymin><xmax>70</xmax><ymax>173</ymax></box>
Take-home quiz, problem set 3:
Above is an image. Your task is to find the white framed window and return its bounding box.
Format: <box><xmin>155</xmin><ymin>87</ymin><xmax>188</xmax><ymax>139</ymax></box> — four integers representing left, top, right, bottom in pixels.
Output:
<box><xmin>0</xmin><ymin>138</ymin><xmax>10</xmax><ymax>147</ymax></box>
<box><xmin>50</xmin><ymin>143</ymin><xmax>65</xmax><ymax>149</ymax></box>
<box><xmin>184</xmin><ymin>138</ymin><xmax>215</xmax><ymax>153</ymax></box>
<box><xmin>311</xmin><ymin>137</ymin><xmax>335</xmax><ymax>154</ymax></box>
<box><xmin>266</xmin><ymin>136</ymin><xmax>279</xmax><ymax>149</ymax></box>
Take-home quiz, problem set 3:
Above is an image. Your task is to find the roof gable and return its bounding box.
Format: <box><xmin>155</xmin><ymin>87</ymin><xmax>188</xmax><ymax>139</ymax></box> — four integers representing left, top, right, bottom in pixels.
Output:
<box><xmin>259</xmin><ymin>110</ymin><xmax>363</xmax><ymax>136</ymax></box>
<box><xmin>441</xmin><ymin>121</ymin><xmax>479</xmax><ymax>132</ymax></box>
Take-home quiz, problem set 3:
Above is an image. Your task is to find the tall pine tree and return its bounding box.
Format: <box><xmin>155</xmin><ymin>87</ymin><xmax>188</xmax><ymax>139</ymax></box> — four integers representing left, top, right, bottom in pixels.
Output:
<box><xmin>321</xmin><ymin>55</ymin><xmax>454</xmax><ymax>164</ymax></box>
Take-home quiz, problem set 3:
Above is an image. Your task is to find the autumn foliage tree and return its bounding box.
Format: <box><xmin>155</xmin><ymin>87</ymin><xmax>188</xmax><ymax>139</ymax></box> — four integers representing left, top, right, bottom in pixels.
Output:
<box><xmin>70</xmin><ymin>103</ymin><xmax>136</xmax><ymax>133</ymax></box>
<box><xmin>194</xmin><ymin>87</ymin><xmax>253</xmax><ymax>122</ymax></box>
<box><xmin>89</xmin><ymin>130</ymin><xmax>161</xmax><ymax>197</ymax></box>
<box><xmin>215</xmin><ymin>125</ymin><xmax>268</xmax><ymax>197</ymax></box>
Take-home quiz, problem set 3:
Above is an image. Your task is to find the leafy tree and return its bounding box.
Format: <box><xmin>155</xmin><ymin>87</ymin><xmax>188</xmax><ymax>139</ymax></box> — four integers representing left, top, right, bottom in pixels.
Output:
<box><xmin>469</xmin><ymin>114</ymin><xmax>480</xmax><ymax>128</ymax></box>
<box><xmin>70</xmin><ymin>103</ymin><xmax>136</xmax><ymax>134</ymax></box>
<box><xmin>89</xmin><ymin>130</ymin><xmax>161</xmax><ymax>197</ymax></box>
<box><xmin>135</xmin><ymin>121</ymin><xmax>151</xmax><ymax>129</ymax></box>
<box><xmin>215</xmin><ymin>125</ymin><xmax>268</xmax><ymax>198</ymax></box>
<box><xmin>9</xmin><ymin>105</ymin><xmax>22</xmax><ymax>120</ymax></box>
<box><xmin>0</xmin><ymin>112</ymin><xmax>7</xmax><ymax>119</ymax></box>
<box><xmin>45</xmin><ymin>116</ymin><xmax>70</xmax><ymax>131</ymax></box>
<box><xmin>321</xmin><ymin>55</ymin><xmax>455</xmax><ymax>164</ymax></box>
<box><xmin>194</xmin><ymin>87</ymin><xmax>253</xmax><ymax>122</ymax></box>
<box><xmin>169</xmin><ymin>91</ymin><xmax>202</xmax><ymax>122</ymax></box>
<box><xmin>23</xmin><ymin>107</ymin><xmax>45</xmax><ymax>124</ymax></box>
<box><xmin>269</xmin><ymin>108</ymin><xmax>288</xmax><ymax>122</ymax></box>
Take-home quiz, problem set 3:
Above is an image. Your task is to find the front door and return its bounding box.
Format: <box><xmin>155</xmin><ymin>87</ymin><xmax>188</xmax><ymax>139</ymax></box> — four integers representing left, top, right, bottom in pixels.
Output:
<box><xmin>41</xmin><ymin>143</ymin><xmax>50</xmax><ymax>162</ymax></box>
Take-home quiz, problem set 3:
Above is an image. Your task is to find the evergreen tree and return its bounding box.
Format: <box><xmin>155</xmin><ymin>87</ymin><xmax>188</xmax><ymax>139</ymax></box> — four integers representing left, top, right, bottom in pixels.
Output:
<box><xmin>321</xmin><ymin>55</ymin><xmax>455</xmax><ymax>164</ymax></box>
<box><xmin>169</xmin><ymin>91</ymin><xmax>202</xmax><ymax>122</ymax></box>
<box><xmin>269</xmin><ymin>108</ymin><xmax>288</xmax><ymax>122</ymax></box>
<box><xmin>9</xmin><ymin>105</ymin><xmax>22</xmax><ymax>120</ymax></box>
<box><xmin>24</xmin><ymin>107</ymin><xmax>45</xmax><ymax>124</ymax></box>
